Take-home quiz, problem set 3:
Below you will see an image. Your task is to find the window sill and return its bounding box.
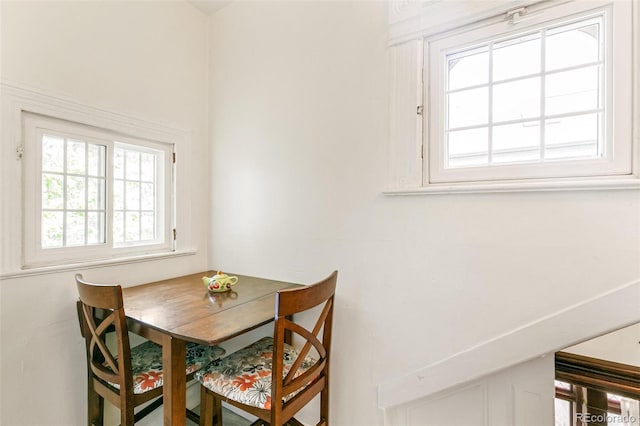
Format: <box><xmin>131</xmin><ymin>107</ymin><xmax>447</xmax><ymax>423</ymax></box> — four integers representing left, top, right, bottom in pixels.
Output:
<box><xmin>383</xmin><ymin>176</ymin><xmax>640</xmax><ymax>196</ymax></box>
<box><xmin>0</xmin><ymin>249</ymin><xmax>197</xmax><ymax>280</ymax></box>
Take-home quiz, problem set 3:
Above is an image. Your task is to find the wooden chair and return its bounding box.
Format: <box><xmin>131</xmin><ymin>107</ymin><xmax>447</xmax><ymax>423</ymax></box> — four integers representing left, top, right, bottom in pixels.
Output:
<box><xmin>196</xmin><ymin>271</ymin><xmax>338</xmax><ymax>426</ymax></box>
<box><xmin>75</xmin><ymin>273</ymin><xmax>225</xmax><ymax>426</ymax></box>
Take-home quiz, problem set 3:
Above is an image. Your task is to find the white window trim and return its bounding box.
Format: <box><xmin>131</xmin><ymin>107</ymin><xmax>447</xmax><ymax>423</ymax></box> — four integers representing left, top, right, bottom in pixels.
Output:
<box><xmin>22</xmin><ymin>113</ymin><xmax>175</xmax><ymax>268</ymax></box>
<box><xmin>111</xmin><ymin>138</ymin><xmax>172</xmax><ymax>250</ymax></box>
<box><xmin>0</xmin><ymin>250</ymin><xmax>197</xmax><ymax>280</ymax></box>
<box><xmin>0</xmin><ymin>81</ymin><xmax>194</xmax><ymax>274</ymax></box>
<box><xmin>385</xmin><ymin>0</ymin><xmax>640</xmax><ymax>195</ymax></box>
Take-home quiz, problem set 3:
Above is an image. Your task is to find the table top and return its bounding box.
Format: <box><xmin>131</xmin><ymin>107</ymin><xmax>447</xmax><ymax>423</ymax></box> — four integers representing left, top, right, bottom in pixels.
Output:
<box><xmin>122</xmin><ymin>271</ymin><xmax>301</xmax><ymax>345</ymax></box>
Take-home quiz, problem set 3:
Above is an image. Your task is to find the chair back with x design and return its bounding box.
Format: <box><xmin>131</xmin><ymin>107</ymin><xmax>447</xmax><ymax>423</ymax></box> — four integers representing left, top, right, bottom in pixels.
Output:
<box><xmin>270</xmin><ymin>271</ymin><xmax>336</xmax><ymax>424</ymax></box>
<box><xmin>197</xmin><ymin>271</ymin><xmax>337</xmax><ymax>426</ymax></box>
<box><xmin>76</xmin><ymin>273</ymin><xmax>163</xmax><ymax>426</ymax></box>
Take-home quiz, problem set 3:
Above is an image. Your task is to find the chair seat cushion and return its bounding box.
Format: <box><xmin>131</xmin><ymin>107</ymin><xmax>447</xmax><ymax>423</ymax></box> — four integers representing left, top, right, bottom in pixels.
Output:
<box><xmin>194</xmin><ymin>336</ymin><xmax>316</xmax><ymax>410</ymax></box>
<box><xmin>111</xmin><ymin>341</ymin><xmax>226</xmax><ymax>394</ymax></box>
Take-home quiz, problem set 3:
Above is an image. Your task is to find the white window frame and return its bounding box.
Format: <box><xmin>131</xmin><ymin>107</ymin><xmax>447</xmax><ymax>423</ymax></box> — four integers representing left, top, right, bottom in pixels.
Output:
<box><xmin>22</xmin><ymin>112</ymin><xmax>175</xmax><ymax>268</ymax></box>
<box><xmin>428</xmin><ymin>0</ymin><xmax>631</xmax><ymax>184</ymax></box>
<box><xmin>385</xmin><ymin>0</ymin><xmax>640</xmax><ymax>195</ymax></box>
<box><xmin>111</xmin><ymin>138</ymin><xmax>170</xmax><ymax>248</ymax></box>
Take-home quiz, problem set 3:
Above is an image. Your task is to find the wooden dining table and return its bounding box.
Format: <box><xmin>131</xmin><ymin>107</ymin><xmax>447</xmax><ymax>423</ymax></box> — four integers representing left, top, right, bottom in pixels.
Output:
<box><xmin>121</xmin><ymin>270</ymin><xmax>302</xmax><ymax>426</ymax></box>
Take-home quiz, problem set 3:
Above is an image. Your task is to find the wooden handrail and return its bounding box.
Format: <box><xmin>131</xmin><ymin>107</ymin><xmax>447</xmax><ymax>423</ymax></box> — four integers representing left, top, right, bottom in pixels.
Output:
<box><xmin>555</xmin><ymin>351</ymin><xmax>640</xmax><ymax>400</ymax></box>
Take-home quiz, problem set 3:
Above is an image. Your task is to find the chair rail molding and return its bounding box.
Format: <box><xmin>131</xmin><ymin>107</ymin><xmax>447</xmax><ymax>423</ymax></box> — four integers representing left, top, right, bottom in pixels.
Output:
<box><xmin>377</xmin><ymin>277</ymin><xmax>640</xmax><ymax>413</ymax></box>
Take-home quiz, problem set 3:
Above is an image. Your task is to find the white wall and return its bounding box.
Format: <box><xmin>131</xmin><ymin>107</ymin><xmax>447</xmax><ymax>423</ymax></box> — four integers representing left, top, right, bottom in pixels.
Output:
<box><xmin>565</xmin><ymin>322</ymin><xmax>640</xmax><ymax>367</ymax></box>
<box><xmin>0</xmin><ymin>1</ymin><xmax>638</xmax><ymax>425</ymax></box>
<box><xmin>0</xmin><ymin>1</ymin><xmax>209</xmax><ymax>425</ymax></box>
<box><xmin>207</xmin><ymin>1</ymin><xmax>640</xmax><ymax>425</ymax></box>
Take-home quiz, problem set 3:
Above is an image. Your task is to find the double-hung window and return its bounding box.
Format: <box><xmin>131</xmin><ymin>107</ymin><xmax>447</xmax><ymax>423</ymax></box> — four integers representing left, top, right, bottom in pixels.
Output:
<box><xmin>22</xmin><ymin>113</ymin><xmax>174</xmax><ymax>268</ymax></box>
<box><xmin>428</xmin><ymin>0</ymin><xmax>633</xmax><ymax>184</ymax></box>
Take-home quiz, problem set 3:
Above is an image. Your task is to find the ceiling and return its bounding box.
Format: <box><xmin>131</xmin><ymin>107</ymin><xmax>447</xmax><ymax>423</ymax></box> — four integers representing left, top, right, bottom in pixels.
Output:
<box><xmin>188</xmin><ymin>0</ymin><xmax>233</xmax><ymax>15</ymax></box>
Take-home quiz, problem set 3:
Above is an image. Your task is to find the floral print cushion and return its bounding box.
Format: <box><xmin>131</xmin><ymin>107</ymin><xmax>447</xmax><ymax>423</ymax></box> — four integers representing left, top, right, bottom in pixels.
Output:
<box><xmin>110</xmin><ymin>341</ymin><xmax>226</xmax><ymax>394</ymax></box>
<box><xmin>194</xmin><ymin>336</ymin><xmax>317</xmax><ymax>410</ymax></box>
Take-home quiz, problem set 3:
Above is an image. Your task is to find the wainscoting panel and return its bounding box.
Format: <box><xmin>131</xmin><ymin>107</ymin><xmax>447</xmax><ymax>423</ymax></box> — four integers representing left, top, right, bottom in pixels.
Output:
<box><xmin>513</xmin><ymin>384</ymin><xmax>547</xmax><ymax>426</ymax></box>
<box><xmin>384</xmin><ymin>355</ymin><xmax>554</xmax><ymax>426</ymax></box>
<box><xmin>411</xmin><ymin>383</ymin><xmax>486</xmax><ymax>426</ymax></box>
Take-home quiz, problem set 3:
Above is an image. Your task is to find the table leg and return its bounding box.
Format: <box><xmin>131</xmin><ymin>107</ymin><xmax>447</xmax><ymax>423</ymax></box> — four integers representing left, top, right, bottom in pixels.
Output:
<box><xmin>162</xmin><ymin>334</ymin><xmax>186</xmax><ymax>426</ymax></box>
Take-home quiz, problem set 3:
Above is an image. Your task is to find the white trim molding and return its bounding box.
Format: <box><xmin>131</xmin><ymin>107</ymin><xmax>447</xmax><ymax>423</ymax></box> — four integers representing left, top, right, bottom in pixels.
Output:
<box><xmin>388</xmin><ymin>0</ymin><xmax>540</xmax><ymax>46</ymax></box>
<box><xmin>0</xmin><ymin>249</ymin><xmax>197</xmax><ymax>281</ymax></box>
<box><xmin>1</xmin><ymin>81</ymin><xmax>190</xmax><ymax>141</ymax></box>
<box><xmin>377</xmin><ymin>277</ymin><xmax>640</xmax><ymax>410</ymax></box>
<box><xmin>383</xmin><ymin>176</ymin><xmax>640</xmax><ymax>195</ymax></box>
<box><xmin>0</xmin><ymin>81</ymin><xmax>194</xmax><ymax>275</ymax></box>
<box><xmin>388</xmin><ymin>39</ymin><xmax>424</xmax><ymax>189</ymax></box>
<box><xmin>386</xmin><ymin>0</ymin><xmax>640</xmax><ymax>195</ymax></box>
